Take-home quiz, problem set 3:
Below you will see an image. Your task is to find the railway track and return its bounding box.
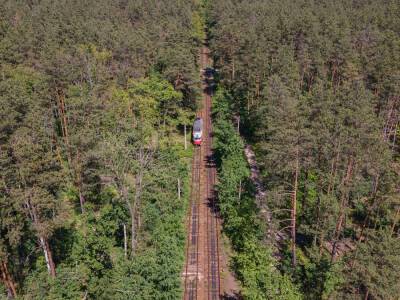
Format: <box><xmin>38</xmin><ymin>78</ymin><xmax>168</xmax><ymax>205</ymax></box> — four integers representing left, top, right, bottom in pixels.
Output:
<box><xmin>184</xmin><ymin>144</ymin><xmax>202</xmax><ymax>300</ymax></box>
<box><xmin>205</xmin><ymin>87</ymin><xmax>220</xmax><ymax>300</ymax></box>
<box><xmin>183</xmin><ymin>46</ymin><xmax>220</xmax><ymax>300</ymax></box>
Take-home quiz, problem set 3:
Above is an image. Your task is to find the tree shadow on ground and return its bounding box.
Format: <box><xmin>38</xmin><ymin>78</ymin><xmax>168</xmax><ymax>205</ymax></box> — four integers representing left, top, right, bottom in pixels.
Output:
<box><xmin>221</xmin><ymin>292</ymin><xmax>242</xmax><ymax>300</ymax></box>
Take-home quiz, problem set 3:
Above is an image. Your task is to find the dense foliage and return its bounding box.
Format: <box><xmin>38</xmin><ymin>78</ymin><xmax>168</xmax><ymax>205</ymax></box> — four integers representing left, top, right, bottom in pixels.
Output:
<box><xmin>213</xmin><ymin>89</ymin><xmax>301</xmax><ymax>299</ymax></box>
<box><xmin>0</xmin><ymin>0</ymin><xmax>203</xmax><ymax>298</ymax></box>
<box><xmin>1</xmin><ymin>0</ymin><xmax>399</xmax><ymax>299</ymax></box>
<box><xmin>207</xmin><ymin>0</ymin><xmax>400</xmax><ymax>299</ymax></box>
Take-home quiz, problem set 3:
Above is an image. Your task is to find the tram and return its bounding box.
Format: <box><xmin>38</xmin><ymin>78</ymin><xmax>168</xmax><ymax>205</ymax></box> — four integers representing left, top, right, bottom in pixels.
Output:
<box><xmin>192</xmin><ymin>117</ymin><xmax>203</xmax><ymax>146</ymax></box>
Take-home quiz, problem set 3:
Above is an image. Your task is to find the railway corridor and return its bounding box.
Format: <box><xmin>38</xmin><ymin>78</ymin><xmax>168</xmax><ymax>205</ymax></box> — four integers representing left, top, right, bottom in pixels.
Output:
<box><xmin>183</xmin><ymin>47</ymin><xmax>221</xmax><ymax>300</ymax></box>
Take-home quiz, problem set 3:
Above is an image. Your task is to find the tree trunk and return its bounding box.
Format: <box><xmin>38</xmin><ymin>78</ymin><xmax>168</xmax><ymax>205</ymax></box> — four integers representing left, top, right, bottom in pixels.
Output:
<box><xmin>26</xmin><ymin>200</ymin><xmax>56</xmax><ymax>277</ymax></box>
<box><xmin>327</xmin><ymin>138</ymin><xmax>341</xmax><ymax>196</ymax></box>
<box><xmin>130</xmin><ymin>206</ymin><xmax>136</xmax><ymax>254</ymax></box>
<box><xmin>331</xmin><ymin>157</ymin><xmax>354</xmax><ymax>261</ymax></box>
<box><xmin>76</xmin><ymin>153</ymin><xmax>85</xmax><ymax>213</ymax></box>
<box><xmin>391</xmin><ymin>207</ymin><xmax>400</xmax><ymax>236</ymax></box>
<box><xmin>0</xmin><ymin>260</ymin><xmax>17</xmax><ymax>298</ymax></box>
<box><xmin>231</xmin><ymin>56</ymin><xmax>235</xmax><ymax>80</ymax></box>
<box><xmin>358</xmin><ymin>175</ymin><xmax>380</xmax><ymax>242</ymax></box>
<box><xmin>121</xmin><ymin>186</ymin><xmax>136</xmax><ymax>255</ymax></box>
<box><xmin>331</xmin><ymin>63</ymin><xmax>337</xmax><ymax>90</ymax></box>
<box><xmin>319</xmin><ymin>226</ymin><xmax>326</xmax><ymax>257</ymax></box>
<box><xmin>291</xmin><ymin>146</ymin><xmax>300</xmax><ymax>267</ymax></box>
<box><xmin>308</xmin><ymin>74</ymin><xmax>314</xmax><ymax>92</ymax></box>
<box><xmin>184</xmin><ymin>124</ymin><xmax>187</xmax><ymax>150</ymax></box>
<box><xmin>57</xmin><ymin>90</ymin><xmax>86</xmax><ymax>214</ymax></box>
<box><xmin>382</xmin><ymin>95</ymin><xmax>399</xmax><ymax>148</ymax></box>
<box><xmin>56</xmin><ymin>89</ymin><xmax>72</xmax><ymax>164</ymax></box>
<box><xmin>238</xmin><ymin>179</ymin><xmax>242</xmax><ymax>202</ymax></box>
<box><xmin>123</xmin><ymin>223</ymin><xmax>127</xmax><ymax>258</ymax></box>
<box><xmin>129</xmin><ymin>159</ymin><xmax>145</xmax><ymax>254</ymax></box>
<box><xmin>39</xmin><ymin>236</ymin><xmax>56</xmax><ymax>277</ymax></box>
<box><xmin>364</xmin><ymin>289</ymin><xmax>369</xmax><ymax>300</ymax></box>
<box><xmin>178</xmin><ymin>178</ymin><xmax>181</xmax><ymax>201</ymax></box>
<box><xmin>247</xmin><ymin>91</ymin><xmax>250</xmax><ymax>113</ymax></box>
<box><xmin>135</xmin><ymin>169</ymin><xmax>143</xmax><ymax>232</ymax></box>
<box><xmin>392</xmin><ymin>123</ymin><xmax>398</xmax><ymax>149</ymax></box>
<box><xmin>255</xmin><ymin>75</ymin><xmax>260</xmax><ymax>100</ymax></box>
<box><xmin>314</xmin><ymin>196</ymin><xmax>321</xmax><ymax>247</ymax></box>
<box><xmin>79</xmin><ymin>189</ymin><xmax>85</xmax><ymax>214</ymax></box>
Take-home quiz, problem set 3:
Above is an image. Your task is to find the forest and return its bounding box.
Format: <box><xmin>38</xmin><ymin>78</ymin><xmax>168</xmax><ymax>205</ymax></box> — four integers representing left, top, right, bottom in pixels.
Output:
<box><xmin>0</xmin><ymin>0</ymin><xmax>399</xmax><ymax>299</ymax></box>
<box><xmin>207</xmin><ymin>0</ymin><xmax>400</xmax><ymax>299</ymax></box>
<box><xmin>0</xmin><ymin>0</ymin><xmax>203</xmax><ymax>298</ymax></box>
